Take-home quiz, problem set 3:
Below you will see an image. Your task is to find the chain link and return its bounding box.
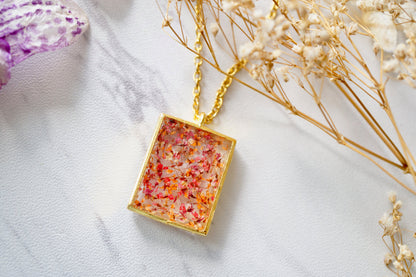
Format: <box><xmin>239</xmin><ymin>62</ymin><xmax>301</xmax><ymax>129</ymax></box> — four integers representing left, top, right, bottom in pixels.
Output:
<box><xmin>268</xmin><ymin>1</ymin><xmax>278</xmax><ymax>19</ymax></box>
<box><xmin>192</xmin><ymin>0</ymin><xmax>246</xmax><ymax>125</ymax></box>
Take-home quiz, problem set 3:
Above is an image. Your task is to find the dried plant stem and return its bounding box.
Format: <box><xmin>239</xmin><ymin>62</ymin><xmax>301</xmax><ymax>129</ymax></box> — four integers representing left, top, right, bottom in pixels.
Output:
<box><xmin>333</xmin><ymin>80</ymin><xmax>407</xmax><ymax>166</ymax></box>
<box><xmin>385</xmin><ymin>107</ymin><xmax>416</xmax><ymax>183</ymax></box>
<box><xmin>380</xmin><ymin>193</ymin><xmax>415</xmax><ymax>275</ymax></box>
<box><xmin>345</xmin><ymin>143</ymin><xmax>416</xmax><ymax>196</ymax></box>
<box><xmin>160</xmin><ymin>0</ymin><xmax>416</xmax><ymax>195</ymax></box>
<box><xmin>169</xmin><ymin>31</ymin><xmax>416</xmax><ymax>195</ymax></box>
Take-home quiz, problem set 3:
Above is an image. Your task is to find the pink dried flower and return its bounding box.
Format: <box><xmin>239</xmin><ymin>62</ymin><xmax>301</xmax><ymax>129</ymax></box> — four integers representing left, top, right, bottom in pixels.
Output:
<box><xmin>0</xmin><ymin>0</ymin><xmax>89</xmax><ymax>90</ymax></box>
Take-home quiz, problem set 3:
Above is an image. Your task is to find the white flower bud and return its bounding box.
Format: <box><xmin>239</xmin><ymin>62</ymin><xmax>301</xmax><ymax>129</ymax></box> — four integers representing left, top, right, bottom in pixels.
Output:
<box><xmin>393</xmin><ymin>260</ymin><xmax>404</xmax><ymax>271</ymax></box>
<box><xmin>292</xmin><ymin>44</ymin><xmax>303</xmax><ymax>54</ymax></box>
<box><xmin>210</xmin><ymin>23</ymin><xmax>219</xmax><ymax>37</ymax></box>
<box><xmin>394</xmin><ymin>43</ymin><xmax>407</xmax><ymax>59</ymax></box>
<box><xmin>388</xmin><ymin>191</ymin><xmax>397</xmax><ymax>203</ymax></box>
<box><xmin>347</xmin><ymin>22</ymin><xmax>358</xmax><ymax>35</ymax></box>
<box><xmin>384</xmin><ymin>253</ymin><xmax>393</xmax><ymax>265</ymax></box>
<box><xmin>383</xmin><ymin>59</ymin><xmax>399</xmax><ymax>73</ymax></box>
<box><xmin>272</xmin><ymin>49</ymin><xmax>282</xmax><ymax>59</ymax></box>
<box><xmin>393</xmin><ymin>200</ymin><xmax>402</xmax><ymax>210</ymax></box>
<box><xmin>398</xmin><ymin>244</ymin><xmax>414</xmax><ymax>260</ymax></box>
<box><xmin>308</xmin><ymin>13</ymin><xmax>320</xmax><ymax>24</ymax></box>
<box><xmin>162</xmin><ymin>15</ymin><xmax>173</xmax><ymax>28</ymax></box>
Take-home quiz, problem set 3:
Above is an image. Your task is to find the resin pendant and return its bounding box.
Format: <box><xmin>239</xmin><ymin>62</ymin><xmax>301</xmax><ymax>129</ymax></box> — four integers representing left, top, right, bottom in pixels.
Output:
<box><xmin>128</xmin><ymin>114</ymin><xmax>236</xmax><ymax>235</ymax></box>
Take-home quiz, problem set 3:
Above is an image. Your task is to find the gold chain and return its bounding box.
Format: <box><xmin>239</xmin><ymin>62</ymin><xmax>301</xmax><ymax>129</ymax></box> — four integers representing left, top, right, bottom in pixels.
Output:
<box><xmin>269</xmin><ymin>2</ymin><xmax>278</xmax><ymax>19</ymax></box>
<box><xmin>192</xmin><ymin>0</ymin><xmax>246</xmax><ymax>125</ymax></box>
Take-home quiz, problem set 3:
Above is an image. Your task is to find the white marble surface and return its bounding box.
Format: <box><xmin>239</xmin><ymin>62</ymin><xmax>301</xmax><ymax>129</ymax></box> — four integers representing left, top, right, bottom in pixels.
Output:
<box><xmin>1</xmin><ymin>1</ymin><xmax>416</xmax><ymax>276</ymax></box>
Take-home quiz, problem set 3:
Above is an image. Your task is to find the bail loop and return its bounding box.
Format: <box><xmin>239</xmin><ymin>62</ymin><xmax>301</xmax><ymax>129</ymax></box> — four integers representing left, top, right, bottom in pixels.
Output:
<box><xmin>196</xmin><ymin>112</ymin><xmax>206</xmax><ymax>126</ymax></box>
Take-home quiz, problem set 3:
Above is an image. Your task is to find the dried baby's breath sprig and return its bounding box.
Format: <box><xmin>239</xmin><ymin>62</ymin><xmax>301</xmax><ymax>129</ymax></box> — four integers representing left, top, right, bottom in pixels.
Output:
<box><xmin>380</xmin><ymin>192</ymin><xmax>415</xmax><ymax>276</ymax></box>
<box><xmin>356</xmin><ymin>0</ymin><xmax>416</xmax><ymax>88</ymax></box>
<box><xmin>158</xmin><ymin>0</ymin><xmax>416</xmax><ymax>195</ymax></box>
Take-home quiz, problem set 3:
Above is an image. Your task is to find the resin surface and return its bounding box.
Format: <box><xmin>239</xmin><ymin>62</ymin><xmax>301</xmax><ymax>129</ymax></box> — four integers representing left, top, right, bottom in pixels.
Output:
<box><xmin>130</xmin><ymin>115</ymin><xmax>234</xmax><ymax>234</ymax></box>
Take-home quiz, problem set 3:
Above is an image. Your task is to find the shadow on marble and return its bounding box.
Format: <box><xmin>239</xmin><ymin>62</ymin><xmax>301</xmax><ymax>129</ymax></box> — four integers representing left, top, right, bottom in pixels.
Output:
<box><xmin>89</xmin><ymin>0</ymin><xmax>134</xmax><ymax>20</ymax></box>
<box><xmin>131</xmin><ymin>151</ymin><xmax>245</xmax><ymax>258</ymax></box>
<box><xmin>83</xmin><ymin>2</ymin><xmax>168</xmax><ymax>125</ymax></box>
<box><xmin>0</xmin><ymin>32</ymin><xmax>90</xmax><ymax>107</ymax></box>
<box><xmin>262</xmin><ymin>99</ymin><xmax>390</xmax><ymax>188</ymax></box>
<box><xmin>0</xmin><ymin>34</ymin><xmax>90</xmax><ymax>151</ymax></box>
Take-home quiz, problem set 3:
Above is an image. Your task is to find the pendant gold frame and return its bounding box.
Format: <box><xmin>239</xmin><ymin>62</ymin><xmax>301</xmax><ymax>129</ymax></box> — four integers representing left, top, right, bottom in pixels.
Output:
<box><xmin>128</xmin><ymin>114</ymin><xmax>236</xmax><ymax>236</ymax></box>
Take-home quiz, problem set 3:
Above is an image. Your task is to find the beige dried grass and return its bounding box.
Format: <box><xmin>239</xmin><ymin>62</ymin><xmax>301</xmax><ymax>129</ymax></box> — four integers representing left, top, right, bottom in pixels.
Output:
<box><xmin>158</xmin><ymin>0</ymin><xmax>416</xmax><ymax>195</ymax></box>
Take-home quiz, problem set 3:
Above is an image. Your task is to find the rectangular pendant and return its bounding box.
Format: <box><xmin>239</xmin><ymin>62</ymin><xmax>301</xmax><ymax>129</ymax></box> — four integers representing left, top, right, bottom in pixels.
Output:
<box><xmin>128</xmin><ymin>114</ymin><xmax>236</xmax><ymax>236</ymax></box>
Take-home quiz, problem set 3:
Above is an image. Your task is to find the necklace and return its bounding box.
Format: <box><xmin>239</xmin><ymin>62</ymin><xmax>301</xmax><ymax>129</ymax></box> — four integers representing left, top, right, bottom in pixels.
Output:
<box><xmin>128</xmin><ymin>0</ymin><xmax>245</xmax><ymax>236</ymax></box>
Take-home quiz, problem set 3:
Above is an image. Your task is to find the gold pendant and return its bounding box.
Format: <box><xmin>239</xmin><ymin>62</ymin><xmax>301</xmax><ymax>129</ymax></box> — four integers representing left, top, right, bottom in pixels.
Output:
<box><xmin>128</xmin><ymin>114</ymin><xmax>236</xmax><ymax>235</ymax></box>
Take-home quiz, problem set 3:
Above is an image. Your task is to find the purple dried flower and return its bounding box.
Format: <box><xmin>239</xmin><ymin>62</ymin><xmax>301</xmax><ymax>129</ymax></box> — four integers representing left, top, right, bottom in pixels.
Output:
<box><xmin>0</xmin><ymin>0</ymin><xmax>89</xmax><ymax>89</ymax></box>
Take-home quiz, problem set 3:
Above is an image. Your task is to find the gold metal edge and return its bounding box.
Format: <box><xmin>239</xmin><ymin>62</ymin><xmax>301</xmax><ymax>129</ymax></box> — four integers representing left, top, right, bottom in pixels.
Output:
<box><xmin>127</xmin><ymin>205</ymin><xmax>205</xmax><ymax>236</ymax></box>
<box><xmin>164</xmin><ymin>114</ymin><xmax>237</xmax><ymax>144</ymax></box>
<box><xmin>162</xmin><ymin>114</ymin><xmax>237</xmax><ymax>235</ymax></box>
<box><xmin>127</xmin><ymin>114</ymin><xmax>165</xmax><ymax>208</ymax></box>
<box><xmin>127</xmin><ymin>114</ymin><xmax>207</xmax><ymax>235</ymax></box>
<box><xmin>203</xmin><ymin>137</ymin><xmax>236</xmax><ymax>235</ymax></box>
<box><xmin>127</xmin><ymin>113</ymin><xmax>236</xmax><ymax>236</ymax></box>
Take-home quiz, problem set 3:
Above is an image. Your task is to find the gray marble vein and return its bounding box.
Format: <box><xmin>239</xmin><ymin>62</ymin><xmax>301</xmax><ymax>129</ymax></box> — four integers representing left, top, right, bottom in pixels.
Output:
<box><xmin>1</xmin><ymin>1</ymin><xmax>416</xmax><ymax>277</ymax></box>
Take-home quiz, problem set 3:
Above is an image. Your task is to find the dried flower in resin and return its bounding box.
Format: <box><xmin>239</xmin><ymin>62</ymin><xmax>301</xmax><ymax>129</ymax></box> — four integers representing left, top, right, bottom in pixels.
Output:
<box><xmin>0</xmin><ymin>0</ymin><xmax>89</xmax><ymax>90</ymax></box>
<box><xmin>128</xmin><ymin>115</ymin><xmax>235</xmax><ymax>235</ymax></box>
